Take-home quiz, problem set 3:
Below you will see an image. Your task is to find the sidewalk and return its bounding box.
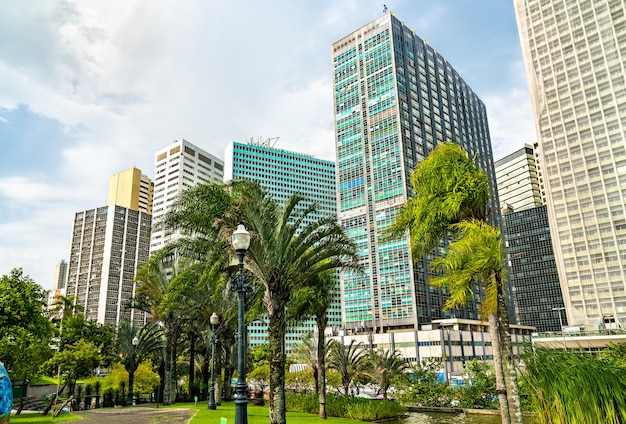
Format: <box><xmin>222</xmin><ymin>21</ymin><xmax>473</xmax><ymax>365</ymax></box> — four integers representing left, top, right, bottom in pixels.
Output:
<box><xmin>58</xmin><ymin>406</ymin><xmax>197</xmax><ymax>424</ymax></box>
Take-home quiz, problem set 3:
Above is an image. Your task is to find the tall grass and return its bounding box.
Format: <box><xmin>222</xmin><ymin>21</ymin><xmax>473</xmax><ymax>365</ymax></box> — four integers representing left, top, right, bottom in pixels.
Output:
<box><xmin>523</xmin><ymin>348</ymin><xmax>626</xmax><ymax>424</ymax></box>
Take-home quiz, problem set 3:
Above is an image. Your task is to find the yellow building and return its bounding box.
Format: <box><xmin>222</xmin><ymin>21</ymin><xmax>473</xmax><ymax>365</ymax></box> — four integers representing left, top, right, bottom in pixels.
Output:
<box><xmin>107</xmin><ymin>167</ymin><xmax>153</xmax><ymax>214</ymax></box>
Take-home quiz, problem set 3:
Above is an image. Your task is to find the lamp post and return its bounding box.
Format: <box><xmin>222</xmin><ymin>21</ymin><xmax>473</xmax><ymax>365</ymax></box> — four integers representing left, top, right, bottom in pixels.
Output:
<box><xmin>208</xmin><ymin>312</ymin><xmax>220</xmax><ymax>410</ymax></box>
<box><xmin>552</xmin><ymin>307</ymin><xmax>566</xmax><ymax>350</ymax></box>
<box><xmin>127</xmin><ymin>336</ymin><xmax>139</xmax><ymax>406</ymax></box>
<box><xmin>232</xmin><ymin>224</ymin><xmax>251</xmax><ymax>424</ymax></box>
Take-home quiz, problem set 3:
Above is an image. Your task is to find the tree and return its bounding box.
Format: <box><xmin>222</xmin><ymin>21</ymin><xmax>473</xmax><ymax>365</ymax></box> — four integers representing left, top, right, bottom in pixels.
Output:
<box><xmin>364</xmin><ymin>348</ymin><xmax>409</xmax><ymax>400</ymax></box>
<box><xmin>328</xmin><ymin>340</ymin><xmax>367</xmax><ymax>396</ymax></box>
<box><xmin>41</xmin><ymin>339</ymin><xmax>101</xmax><ymax>396</ymax></box>
<box><xmin>290</xmin><ymin>271</ymin><xmax>341</xmax><ymax>419</ymax></box>
<box><xmin>457</xmin><ymin>359</ymin><xmax>498</xmax><ymax>410</ymax></box>
<box><xmin>387</xmin><ymin>142</ymin><xmax>523</xmax><ymax>424</ymax></box>
<box><xmin>0</xmin><ymin>269</ymin><xmax>54</xmax><ymax>413</ymax></box>
<box><xmin>231</xmin><ymin>184</ymin><xmax>361</xmax><ymax>424</ymax></box>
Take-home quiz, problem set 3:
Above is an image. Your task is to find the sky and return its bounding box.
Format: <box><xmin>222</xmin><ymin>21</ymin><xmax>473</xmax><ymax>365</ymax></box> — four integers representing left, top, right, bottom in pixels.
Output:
<box><xmin>0</xmin><ymin>0</ymin><xmax>537</xmax><ymax>290</ymax></box>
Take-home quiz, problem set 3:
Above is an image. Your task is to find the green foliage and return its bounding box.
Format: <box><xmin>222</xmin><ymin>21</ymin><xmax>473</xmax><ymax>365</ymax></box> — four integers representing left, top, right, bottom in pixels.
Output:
<box><xmin>0</xmin><ymin>268</ymin><xmax>54</xmax><ymax>381</ymax></box>
<box><xmin>249</xmin><ymin>364</ymin><xmax>270</xmax><ymax>390</ymax></box>
<box><xmin>40</xmin><ymin>339</ymin><xmax>100</xmax><ymax>394</ymax></box>
<box><xmin>364</xmin><ymin>348</ymin><xmax>410</xmax><ymax>398</ymax></box>
<box><xmin>328</xmin><ymin>340</ymin><xmax>367</xmax><ymax>395</ymax></box>
<box><xmin>286</xmin><ymin>392</ymin><xmax>406</xmax><ymax>421</ymax></box>
<box><xmin>385</xmin><ymin>142</ymin><xmax>491</xmax><ymax>257</ymax></box>
<box><xmin>457</xmin><ymin>359</ymin><xmax>498</xmax><ymax>410</ymax></box>
<box><xmin>396</xmin><ymin>359</ymin><xmax>454</xmax><ymax>407</ymax></box>
<box><xmin>523</xmin><ymin>347</ymin><xmax>626</xmax><ymax>424</ymax></box>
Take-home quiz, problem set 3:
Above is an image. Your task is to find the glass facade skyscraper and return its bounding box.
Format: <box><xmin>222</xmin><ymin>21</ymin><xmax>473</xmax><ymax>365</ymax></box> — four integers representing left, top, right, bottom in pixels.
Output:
<box><xmin>514</xmin><ymin>0</ymin><xmax>626</xmax><ymax>329</ymax></box>
<box><xmin>332</xmin><ymin>11</ymin><xmax>499</xmax><ymax>334</ymax></box>
<box><xmin>224</xmin><ymin>140</ymin><xmax>340</xmax><ymax>354</ymax></box>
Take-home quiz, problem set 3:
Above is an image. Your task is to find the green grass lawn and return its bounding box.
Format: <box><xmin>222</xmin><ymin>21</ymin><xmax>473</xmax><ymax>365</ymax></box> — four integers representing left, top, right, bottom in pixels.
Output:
<box><xmin>172</xmin><ymin>401</ymin><xmax>371</xmax><ymax>423</ymax></box>
<box><xmin>8</xmin><ymin>401</ymin><xmax>370</xmax><ymax>424</ymax></box>
<box><xmin>6</xmin><ymin>411</ymin><xmax>80</xmax><ymax>423</ymax></box>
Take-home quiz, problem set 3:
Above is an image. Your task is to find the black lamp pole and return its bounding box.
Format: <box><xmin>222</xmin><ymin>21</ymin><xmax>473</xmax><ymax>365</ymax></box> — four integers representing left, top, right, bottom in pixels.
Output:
<box><xmin>208</xmin><ymin>312</ymin><xmax>220</xmax><ymax>410</ymax></box>
<box><xmin>127</xmin><ymin>336</ymin><xmax>139</xmax><ymax>406</ymax></box>
<box><xmin>231</xmin><ymin>224</ymin><xmax>251</xmax><ymax>424</ymax></box>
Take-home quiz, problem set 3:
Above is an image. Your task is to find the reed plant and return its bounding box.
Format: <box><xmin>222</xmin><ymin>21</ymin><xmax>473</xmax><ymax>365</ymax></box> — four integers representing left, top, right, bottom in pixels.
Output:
<box><xmin>523</xmin><ymin>347</ymin><xmax>626</xmax><ymax>424</ymax></box>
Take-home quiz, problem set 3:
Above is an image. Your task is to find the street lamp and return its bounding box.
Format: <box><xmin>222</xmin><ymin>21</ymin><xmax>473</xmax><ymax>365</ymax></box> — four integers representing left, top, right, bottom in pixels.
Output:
<box><xmin>208</xmin><ymin>312</ymin><xmax>220</xmax><ymax>410</ymax></box>
<box><xmin>552</xmin><ymin>307</ymin><xmax>566</xmax><ymax>350</ymax></box>
<box><xmin>231</xmin><ymin>224</ymin><xmax>251</xmax><ymax>424</ymax></box>
<box><xmin>127</xmin><ymin>336</ymin><xmax>139</xmax><ymax>406</ymax></box>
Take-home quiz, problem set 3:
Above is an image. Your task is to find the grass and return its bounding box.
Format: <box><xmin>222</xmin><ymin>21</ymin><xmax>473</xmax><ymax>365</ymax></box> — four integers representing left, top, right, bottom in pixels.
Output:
<box><xmin>176</xmin><ymin>401</ymin><xmax>372</xmax><ymax>423</ymax></box>
<box><xmin>6</xmin><ymin>411</ymin><xmax>81</xmax><ymax>423</ymax></box>
<box><xmin>8</xmin><ymin>401</ymin><xmax>370</xmax><ymax>424</ymax></box>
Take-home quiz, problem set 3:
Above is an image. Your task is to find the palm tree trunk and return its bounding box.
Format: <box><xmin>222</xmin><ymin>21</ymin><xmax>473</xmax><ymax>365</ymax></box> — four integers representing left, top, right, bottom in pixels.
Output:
<box><xmin>316</xmin><ymin>314</ymin><xmax>327</xmax><ymax>420</ymax></box>
<box><xmin>189</xmin><ymin>333</ymin><xmax>195</xmax><ymax>399</ymax></box>
<box><xmin>489</xmin><ymin>312</ymin><xmax>510</xmax><ymax>424</ymax></box>
<box><xmin>268</xmin><ymin>304</ymin><xmax>287</xmax><ymax>424</ymax></box>
<box><xmin>496</xmin><ymin>275</ymin><xmax>524</xmax><ymax>424</ymax></box>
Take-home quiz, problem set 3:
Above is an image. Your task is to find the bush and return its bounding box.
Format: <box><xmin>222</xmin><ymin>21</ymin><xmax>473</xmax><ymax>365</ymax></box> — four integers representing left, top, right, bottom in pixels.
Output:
<box><xmin>286</xmin><ymin>393</ymin><xmax>406</xmax><ymax>421</ymax></box>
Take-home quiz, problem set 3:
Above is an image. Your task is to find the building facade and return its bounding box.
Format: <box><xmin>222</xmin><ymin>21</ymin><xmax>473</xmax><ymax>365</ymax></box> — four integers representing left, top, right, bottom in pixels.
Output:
<box><xmin>495</xmin><ymin>145</ymin><xmax>566</xmax><ymax>332</ymax></box>
<box><xmin>108</xmin><ymin>167</ymin><xmax>154</xmax><ymax>215</ymax></box>
<box><xmin>223</xmin><ymin>139</ymin><xmax>340</xmax><ymax>354</ymax></box>
<box><xmin>514</xmin><ymin>0</ymin><xmax>626</xmax><ymax>329</ymax></box>
<box><xmin>495</xmin><ymin>144</ymin><xmax>543</xmax><ymax>212</ymax></box>
<box><xmin>332</xmin><ymin>11</ymin><xmax>500</xmax><ymax>335</ymax></box>
<box><xmin>150</xmin><ymin>139</ymin><xmax>224</xmax><ymax>254</ymax></box>
<box><xmin>66</xmin><ymin>204</ymin><xmax>151</xmax><ymax>325</ymax></box>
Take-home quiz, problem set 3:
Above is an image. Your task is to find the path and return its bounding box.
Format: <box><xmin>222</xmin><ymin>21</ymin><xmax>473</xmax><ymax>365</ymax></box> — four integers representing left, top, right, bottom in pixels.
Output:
<box><xmin>58</xmin><ymin>407</ymin><xmax>197</xmax><ymax>424</ymax></box>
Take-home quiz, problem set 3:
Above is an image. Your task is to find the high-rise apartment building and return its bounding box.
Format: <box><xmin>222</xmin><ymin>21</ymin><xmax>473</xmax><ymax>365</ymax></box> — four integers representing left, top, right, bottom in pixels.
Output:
<box><xmin>223</xmin><ymin>139</ymin><xmax>339</xmax><ymax>354</ymax></box>
<box><xmin>495</xmin><ymin>144</ymin><xmax>542</xmax><ymax>211</ymax></box>
<box><xmin>514</xmin><ymin>0</ymin><xmax>626</xmax><ymax>329</ymax></box>
<box><xmin>332</xmin><ymin>11</ymin><xmax>499</xmax><ymax>335</ymax></box>
<box><xmin>65</xmin><ymin>170</ymin><xmax>152</xmax><ymax>325</ymax></box>
<box><xmin>108</xmin><ymin>167</ymin><xmax>154</xmax><ymax>214</ymax></box>
<box><xmin>53</xmin><ymin>259</ymin><xmax>68</xmax><ymax>291</ymax></box>
<box><xmin>150</xmin><ymin>139</ymin><xmax>224</xmax><ymax>254</ymax></box>
<box><xmin>496</xmin><ymin>144</ymin><xmax>566</xmax><ymax>332</ymax></box>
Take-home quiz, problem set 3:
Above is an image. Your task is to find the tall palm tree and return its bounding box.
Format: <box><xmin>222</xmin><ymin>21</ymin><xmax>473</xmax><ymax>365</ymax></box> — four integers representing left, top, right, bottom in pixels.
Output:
<box><xmin>387</xmin><ymin>142</ymin><xmax>522</xmax><ymax>424</ymax></box>
<box><xmin>231</xmin><ymin>184</ymin><xmax>360</xmax><ymax>424</ymax></box>
<box><xmin>328</xmin><ymin>339</ymin><xmax>367</xmax><ymax>396</ymax></box>
<box><xmin>365</xmin><ymin>348</ymin><xmax>409</xmax><ymax>400</ymax></box>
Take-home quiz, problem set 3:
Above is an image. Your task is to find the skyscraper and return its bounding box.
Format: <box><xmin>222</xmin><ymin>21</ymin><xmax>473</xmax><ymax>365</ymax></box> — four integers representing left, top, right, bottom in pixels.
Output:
<box><xmin>150</xmin><ymin>139</ymin><xmax>224</xmax><ymax>254</ymax></box>
<box><xmin>514</xmin><ymin>0</ymin><xmax>626</xmax><ymax>329</ymax></box>
<box><xmin>65</xmin><ymin>170</ymin><xmax>152</xmax><ymax>325</ymax></box>
<box><xmin>224</xmin><ymin>139</ymin><xmax>339</xmax><ymax>354</ymax></box>
<box><xmin>496</xmin><ymin>145</ymin><xmax>566</xmax><ymax>332</ymax></box>
<box><xmin>332</xmin><ymin>11</ymin><xmax>499</xmax><ymax>335</ymax></box>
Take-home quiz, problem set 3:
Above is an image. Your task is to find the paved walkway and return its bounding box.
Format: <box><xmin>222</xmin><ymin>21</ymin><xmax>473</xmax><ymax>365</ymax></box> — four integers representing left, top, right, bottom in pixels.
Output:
<box><xmin>58</xmin><ymin>407</ymin><xmax>197</xmax><ymax>424</ymax></box>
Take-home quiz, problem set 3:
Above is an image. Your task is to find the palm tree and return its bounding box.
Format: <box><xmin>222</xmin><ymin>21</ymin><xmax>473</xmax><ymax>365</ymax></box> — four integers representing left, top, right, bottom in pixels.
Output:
<box><xmin>231</xmin><ymin>184</ymin><xmax>360</xmax><ymax>424</ymax></box>
<box><xmin>134</xmin><ymin>257</ymin><xmax>186</xmax><ymax>405</ymax></box>
<box><xmin>364</xmin><ymin>348</ymin><xmax>409</xmax><ymax>400</ymax></box>
<box><xmin>289</xmin><ymin>271</ymin><xmax>338</xmax><ymax>419</ymax></box>
<box><xmin>328</xmin><ymin>339</ymin><xmax>367</xmax><ymax>396</ymax></box>
<box><xmin>387</xmin><ymin>142</ymin><xmax>522</xmax><ymax>424</ymax></box>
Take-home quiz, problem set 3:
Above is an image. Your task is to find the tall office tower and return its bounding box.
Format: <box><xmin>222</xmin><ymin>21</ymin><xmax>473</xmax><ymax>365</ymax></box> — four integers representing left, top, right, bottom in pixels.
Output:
<box><xmin>150</xmin><ymin>139</ymin><xmax>224</xmax><ymax>254</ymax></box>
<box><xmin>332</xmin><ymin>11</ymin><xmax>499</xmax><ymax>335</ymax></box>
<box><xmin>495</xmin><ymin>144</ymin><xmax>543</xmax><ymax>211</ymax></box>
<box><xmin>108</xmin><ymin>167</ymin><xmax>154</xmax><ymax>214</ymax></box>
<box><xmin>514</xmin><ymin>0</ymin><xmax>626</xmax><ymax>329</ymax></box>
<box><xmin>53</xmin><ymin>259</ymin><xmax>68</xmax><ymax>290</ymax></box>
<box><xmin>496</xmin><ymin>145</ymin><xmax>566</xmax><ymax>332</ymax></box>
<box><xmin>224</xmin><ymin>139</ymin><xmax>340</xmax><ymax>354</ymax></box>
<box><xmin>65</xmin><ymin>170</ymin><xmax>152</xmax><ymax>325</ymax></box>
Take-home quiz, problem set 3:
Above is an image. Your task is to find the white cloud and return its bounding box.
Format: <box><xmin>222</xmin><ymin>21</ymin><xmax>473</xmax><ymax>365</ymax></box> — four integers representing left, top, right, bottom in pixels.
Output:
<box><xmin>0</xmin><ymin>0</ymin><xmax>537</xmax><ymax>288</ymax></box>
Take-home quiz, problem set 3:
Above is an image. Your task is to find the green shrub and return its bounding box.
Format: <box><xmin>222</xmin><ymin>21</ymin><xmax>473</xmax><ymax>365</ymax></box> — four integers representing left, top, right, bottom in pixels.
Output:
<box><xmin>286</xmin><ymin>393</ymin><xmax>406</xmax><ymax>421</ymax></box>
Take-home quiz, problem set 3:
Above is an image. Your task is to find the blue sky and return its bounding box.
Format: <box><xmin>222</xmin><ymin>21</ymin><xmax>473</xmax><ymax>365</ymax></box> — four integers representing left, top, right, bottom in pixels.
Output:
<box><xmin>0</xmin><ymin>0</ymin><xmax>536</xmax><ymax>289</ymax></box>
